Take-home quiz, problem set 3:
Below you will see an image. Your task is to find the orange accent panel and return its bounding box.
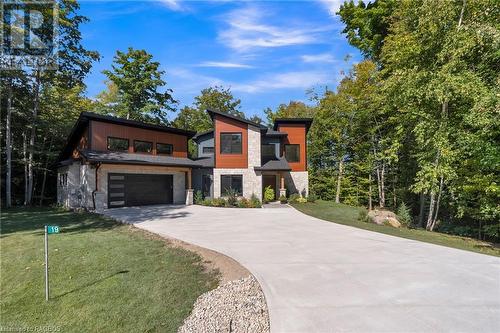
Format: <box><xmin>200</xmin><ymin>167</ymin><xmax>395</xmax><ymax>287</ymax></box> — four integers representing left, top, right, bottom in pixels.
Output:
<box><xmin>90</xmin><ymin>120</ymin><xmax>188</xmax><ymax>158</ymax></box>
<box><xmin>279</xmin><ymin>123</ymin><xmax>307</xmax><ymax>171</ymax></box>
<box><xmin>214</xmin><ymin>115</ymin><xmax>248</xmax><ymax>168</ymax></box>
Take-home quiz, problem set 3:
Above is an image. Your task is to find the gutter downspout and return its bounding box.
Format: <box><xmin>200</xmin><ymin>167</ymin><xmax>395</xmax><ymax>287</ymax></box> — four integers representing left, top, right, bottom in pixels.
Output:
<box><xmin>92</xmin><ymin>162</ymin><xmax>101</xmax><ymax>210</ymax></box>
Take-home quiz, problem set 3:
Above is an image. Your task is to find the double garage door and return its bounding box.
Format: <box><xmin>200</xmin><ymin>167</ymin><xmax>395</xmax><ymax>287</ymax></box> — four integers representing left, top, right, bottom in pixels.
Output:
<box><xmin>108</xmin><ymin>173</ymin><xmax>173</xmax><ymax>208</ymax></box>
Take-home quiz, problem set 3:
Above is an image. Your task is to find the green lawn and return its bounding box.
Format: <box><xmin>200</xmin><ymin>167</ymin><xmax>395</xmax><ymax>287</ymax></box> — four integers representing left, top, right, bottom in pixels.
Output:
<box><xmin>292</xmin><ymin>200</ymin><xmax>500</xmax><ymax>257</ymax></box>
<box><xmin>0</xmin><ymin>207</ymin><xmax>218</xmax><ymax>332</ymax></box>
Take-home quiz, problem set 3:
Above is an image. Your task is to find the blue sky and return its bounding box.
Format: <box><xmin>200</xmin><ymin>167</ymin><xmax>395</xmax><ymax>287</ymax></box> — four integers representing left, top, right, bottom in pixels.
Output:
<box><xmin>80</xmin><ymin>0</ymin><xmax>361</xmax><ymax>120</ymax></box>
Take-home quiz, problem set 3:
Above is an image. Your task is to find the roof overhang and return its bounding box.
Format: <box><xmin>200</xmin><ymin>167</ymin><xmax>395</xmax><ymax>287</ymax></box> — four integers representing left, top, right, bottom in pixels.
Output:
<box><xmin>207</xmin><ymin>109</ymin><xmax>266</xmax><ymax>129</ymax></box>
<box><xmin>273</xmin><ymin>118</ymin><xmax>313</xmax><ymax>133</ymax></box>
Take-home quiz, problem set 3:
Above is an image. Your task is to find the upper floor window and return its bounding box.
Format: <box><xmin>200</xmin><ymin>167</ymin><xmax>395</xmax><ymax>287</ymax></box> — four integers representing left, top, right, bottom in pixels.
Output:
<box><xmin>157</xmin><ymin>143</ymin><xmax>173</xmax><ymax>155</ymax></box>
<box><xmin>134</xmin><ymin>140</ymin><xmax>153</xmax><ymax>153</ymax></box>
<box><xmin>261</xmin><ymin>144</ymin><xmax>276</xmax><ymax>160</ymax></box>
<box><xmin>285</xmin><ymin>144</ymin><xmax>300</xmax><ymax>163</ymax></box>
<box><xmin>220</xmin><ymin>133</ymin><xmax>242</xmax><ymax>154</ymax></box>
<box><xmin>107</xmin><ymin>137</ymin><xmax>129</xmax><ymax>151</ymax></box>
<box><xmin>202</xmin><ymin>146</ymin><xmax>214</xmax><ymax>154</ymax></box>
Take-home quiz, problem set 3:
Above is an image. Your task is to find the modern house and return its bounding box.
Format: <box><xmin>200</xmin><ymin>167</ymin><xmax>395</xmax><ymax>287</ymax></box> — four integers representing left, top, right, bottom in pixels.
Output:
<box><xmin>57</xmin><ymin>110</ymin><xmax>312</xmax><ymax>209</ymax></box>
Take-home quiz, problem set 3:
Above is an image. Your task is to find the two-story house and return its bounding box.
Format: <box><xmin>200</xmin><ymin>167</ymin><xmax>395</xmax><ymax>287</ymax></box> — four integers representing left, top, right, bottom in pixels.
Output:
<box><xmin>56</xmin><ymin>110</ymin><xmax>311</xmax><ymax>209</ymax></box>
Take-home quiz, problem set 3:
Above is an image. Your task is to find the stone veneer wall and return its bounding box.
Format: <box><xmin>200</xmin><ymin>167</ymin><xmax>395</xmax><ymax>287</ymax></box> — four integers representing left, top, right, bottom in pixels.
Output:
<box><xmin>284</xmin><ymin>171</ymin><xmax>309</xmax><ymax>197</ymax></box>
<box><xmin>213</xmin><ymin>125</ymin><xmax>263</xmax><ymax>199</ymax></box>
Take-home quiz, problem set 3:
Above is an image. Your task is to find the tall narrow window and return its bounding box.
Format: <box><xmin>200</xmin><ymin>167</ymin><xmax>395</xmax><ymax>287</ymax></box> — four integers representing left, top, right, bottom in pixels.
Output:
<box><xmin>107</xmin><ymin>137</ymin><xmax>129</xmax><ymax>151</ymax></box>
<box><xmin>221</xmin><ymin>175</ymin><xmax>243</xmax><ymax>196</ymax></box>
<box><xmin>157</xmin><ymin>143</ymin><xmax>173</xmax><ymax>155</ymax></box>
<box><xmin>284</xmin><ymin>144</ymin><xmax>300</xmax><ymax>163</ymax></box>
<box><xmin>134</xmin><ymin>140</ymin><xmax>153</xmax><ymax>153</ymax></box>
<box><xmin>220</xmin><ymin>133</ymin><xmax>242</xmax><ymax>154</ymax></box>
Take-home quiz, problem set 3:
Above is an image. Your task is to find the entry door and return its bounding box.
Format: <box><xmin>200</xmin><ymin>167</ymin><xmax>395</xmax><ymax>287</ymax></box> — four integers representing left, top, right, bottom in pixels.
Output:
<box><xmin>108</xmin><ymin>173</ymin><xmax>173</xmax><ymax>208</ymax></box>
<box><xmin>202</xmin><ymin>174</ymin><xmax>212</xmax><ymax>198</ymax></box>
<box><xmin>262</xmin><ymin>175</ymin><xmax>277</xmax><ymax>200</ymax></box>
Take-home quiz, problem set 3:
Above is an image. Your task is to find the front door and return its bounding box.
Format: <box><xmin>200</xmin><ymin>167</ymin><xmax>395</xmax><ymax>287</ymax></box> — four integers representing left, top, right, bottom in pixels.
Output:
<box><xmin>202</xmin><ymin>174</ymin><xmax>211</xmax><ymax>198</ymax></box>
<box><xmin>262</xmin><ymin>175</ymin><xmax>277</xmax><ymax>200</ymax></box>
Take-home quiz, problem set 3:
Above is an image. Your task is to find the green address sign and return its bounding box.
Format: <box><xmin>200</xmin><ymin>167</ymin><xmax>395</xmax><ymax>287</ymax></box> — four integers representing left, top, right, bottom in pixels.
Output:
<box><xmin>47</xmin><ymin>226</ymin><xmax>59</xmax><ymax>234</ymax></box>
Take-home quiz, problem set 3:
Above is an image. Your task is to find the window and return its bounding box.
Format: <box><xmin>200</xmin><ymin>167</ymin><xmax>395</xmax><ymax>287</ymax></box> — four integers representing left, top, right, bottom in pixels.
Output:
<box><xmin>220</xmin><ymin>133</ymin><xmax>242</xmax><ymax>154</ymax></box>
<box><xmin>261</xmin><ymin>144</ymin><xmax>276</xmax><ymax>160</ymax></box>
<box><xmin>107</xmin><ymin>137</ymin><xmax>129</xmax><ymax>151</ymax></box>
<box><xmin>285</xmin><ymin>144</ymin><xmax>300</xmax><ymax>163</ymax></box>
<box><xmin>134</xmin><ymin>140</ymin><xmax>153</xmax><ymax>153</ymax></box>
<box><xmin>157</xmin><ymin>143</ymin><xmax>173</xmax><ymax>155</ymax></box>
<box><xmin>59</xmin><ymin>173</ymin><xmax>68</xmax><ymax>187</ymax></box>
<box><xmin>202</xmin><ymin>146</ymin><xmax>214</xmax><ymax>154</ymax></box>
<box><xmin>221</xmin><ymin>175</ymin><xmax>243</xmax><ymax>196</ymax></box>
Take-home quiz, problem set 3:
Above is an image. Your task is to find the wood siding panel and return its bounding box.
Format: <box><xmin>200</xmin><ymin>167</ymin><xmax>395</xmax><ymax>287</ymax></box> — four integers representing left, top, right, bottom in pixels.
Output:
<box><xmin>90</xmin><ymin>120</ymin><xmax>188</xmax><ymax>157</ymax></box>
<box><xmin>279</xmin><ymin>124</ymin><xmax>307</xmax><ymax>171</ymax></box>
<box><xmin>214</xmin><ymin>115</ymin><xmax>248</xmax><ymax>168</ymax></box>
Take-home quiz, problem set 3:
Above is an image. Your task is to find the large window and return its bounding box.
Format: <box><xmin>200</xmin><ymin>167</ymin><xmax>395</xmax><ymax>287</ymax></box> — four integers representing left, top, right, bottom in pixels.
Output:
<box><xmin>261</xmin><ymin>144</ymin><xmax>276</xmax><ymax>160</ymax></box>
<box><xmin>134</xmin><ymin>140</ymin><xmax>153</xmax><ymax>153</ymax></box>
<box><xmin>107</xmin><ymin>137</ymin><xmax>129</xmax><ymax>151</ymax></box>
<box><xmin>285</xmin><ymin>144</ymin><xmax>300</xmax><ymax>163</ymax></box>
<box><xmin>157</xmin><ymin>143</ymin><xmax>173</xmax><ymax>155</ymax></box>
<box><xmin>221</xmin><ymin>175</ymin><xmax>243</xmax><ymax>196</ymax></box>
<box><xmin>220</xmin><ymin>133</ymin><xmax>242</xmax><ymax>154</ymax></box>
<box><xmin>202</xmin><ymin>146</ymin><xmax>214</xmax><ymax>154</ymax></box>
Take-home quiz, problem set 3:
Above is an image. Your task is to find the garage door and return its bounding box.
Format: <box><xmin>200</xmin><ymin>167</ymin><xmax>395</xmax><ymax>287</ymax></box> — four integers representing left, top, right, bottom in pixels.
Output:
<box><xmin>108</xmin><ymin>173</ymin><xmax>174</xmax><ymax>208</ymax></box>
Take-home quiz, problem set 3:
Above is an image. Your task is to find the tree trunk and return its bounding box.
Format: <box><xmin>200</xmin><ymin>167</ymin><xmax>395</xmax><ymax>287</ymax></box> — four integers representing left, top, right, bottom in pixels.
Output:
<box><xmin>426</xmin><ymin>191</ymin><xmax>436</xmax><ymax>231</ymax></box>
<box><xmin>368</xmin><ymin>173</ymin><xmax>373</xmax><ymax>211</ymax></box>
<box><xmin>5</xmin><ymin>81</ymin><xmax>13</xmax><ymax>207</ymax></box>
<box><xmin>335</xmin><ymin>159</ymin><xmax>344</xmax><ymax>204</ymax></box>
<box><xmin>418</xmin><ymin>192</ymin><xmax>425</xmax><ymax>228</ymax></box>
<box><xmin>23</xmin><ymin>132</ymin><xmax>28</xmax><ymax>205</ymax></box>
<box><xmin>392</xmin><ymin>172</ymin><xmax>397</xmax><ymax>208</ymax></box>
<box><xmin>379</xmin><ymin>162</ymin><xmax>386</xmax><ymax>208</ymax></box>
<box><xmin>457</xmin><ymin>0</ymin><xmax>466</xmax><ymax>30</ymax></box>
<box><xmin>430</xmin><ymin>175</ymin><xmax>444</xmax><ymax>231</ymax></box>
<box><xmin>39</xmin><ymin>137</ymin><xmax>53</xmax><ymax>206</ymax></box>
<box><xmin>27</xmin><ymin>70</ymin><xmax>41</xmax><ymax>205</ymax></box>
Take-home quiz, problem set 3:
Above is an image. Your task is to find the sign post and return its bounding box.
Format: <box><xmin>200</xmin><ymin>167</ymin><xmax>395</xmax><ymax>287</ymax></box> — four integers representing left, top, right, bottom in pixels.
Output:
<box><xmin>44</xmin><ymin>225</ymin><xmax>59</xmax><ymax>301</ymax></box>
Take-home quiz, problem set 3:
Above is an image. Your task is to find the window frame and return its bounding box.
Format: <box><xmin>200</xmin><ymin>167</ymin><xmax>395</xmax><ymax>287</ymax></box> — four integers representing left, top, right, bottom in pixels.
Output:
<box><xmin>107</xmin><ymin>136</ymin><xmax>129</xmax><ymax>152</ymax></box>
<box><xmin>156</xmin><ymin>142</ymin><xmax>174</xmax><ymax>155</ymax></box>
<box><xmin>134</xmin><ymin>140</ymin><xmax>153</xmax><ymax>154</ymax></box>
<box><xmin>220</xmin><ymin>175</ymin><xmax>243</xmax><ymax>196</ymax></box>
<box><xmin>202</xmin><ymin>146</ymin><xmax>214</xmax><ymax>154</ymax></box>
<box><xmin>284</xmin><ymin>144</ymin><xmax>300</xmax><ymax>163</ymax></box>
<box><xmin>220</xmin><ymin>132</ymin><xmax>242</xmax><ymax>155</ymax></box>
<box><xmin>261</xmin><ymin>143</ymin><xmax>276</xmax><ymax>159</ymax></box>
<box><xmin>59</xmin><ymin>173</ymin><xmax>68</xmax><ymax>187</ymax></box>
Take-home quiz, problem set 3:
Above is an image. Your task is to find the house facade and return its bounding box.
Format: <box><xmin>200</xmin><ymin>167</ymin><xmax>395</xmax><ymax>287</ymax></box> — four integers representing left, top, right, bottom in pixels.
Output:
<box><xmin>57</xmin><ymin>110</ymin><xmax>311</xmax><ymax>209</ymax></box>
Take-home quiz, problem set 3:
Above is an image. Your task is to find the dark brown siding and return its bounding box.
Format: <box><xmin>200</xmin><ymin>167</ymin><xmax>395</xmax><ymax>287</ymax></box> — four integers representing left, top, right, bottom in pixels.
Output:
<box><xmin>90</xmin><ymin>120</ymin><xmax>188</xmax><ymax>157</ymax></box>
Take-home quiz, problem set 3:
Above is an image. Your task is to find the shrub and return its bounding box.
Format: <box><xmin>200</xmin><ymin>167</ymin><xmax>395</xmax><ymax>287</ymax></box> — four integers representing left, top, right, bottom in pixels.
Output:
<box><xmin>264</xmin><ymin>186</ymin><xmax>275</xmax><ymax>203</ymax></box>
<box><xmin>237</xmin><ymin>197</ymin><xmax>250</xmax><ymax>208</ymax></box>
<box><xmin>307</xmin><ymin>192</ymin><xmax>317</xmax><ymax>203</ymax></box>
<box><xmin>201</xmin><ymin>198</ymin><xmax>213</xmax><ymax>206</ymax></box>
<box><xmin>358</xmin><ymin>210</ymin><xmax>369</xmax><ymax>223</ymax></box>
<box><xmin>225</xmin><ymin>188</ymin><xmax>239</xmax><ymax>206</ymax></box>
<box><xmin>194</xmin><ymin>190</ymin><xmax>203</xmax><ymax>205</ymax></box>
<box><xmin>289</xmin><ymin>193</ymin><xmax>300</xmax><ymax>203</ymax></box>
<box><xmin>212</xmin><ymin>198</ymin><xmax>226</xmax><ymax>207</ymax></box>
<box><xmin>296</xmin><ymin>197</ymin><xmax>307</xmax><ymax>203</ymax></box>
<box><xmin>397</xmin><ymin>202</ymin><xmax>412</xmax><ymax>227</ymax></box>
<box><xmin>279</xmin><ymin>195</ymin><xmax>287</xmax><ymax>204</ymax></box>
<box><xmin>249</xmin><ymin>193</ymin><xmax>262</xmax><ymax>208</ymax></box>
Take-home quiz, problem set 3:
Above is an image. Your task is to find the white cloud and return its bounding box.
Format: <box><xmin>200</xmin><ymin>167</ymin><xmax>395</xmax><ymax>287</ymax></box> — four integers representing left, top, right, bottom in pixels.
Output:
<box><xmin>318</xmin><ymin>0</ymin><xmax>344</xmax><ymax>15</ymax></box>
<box><xmin>231</xmin><ymin>70</ymin><xmax>333</xmax><ymax>93</ymax></box>
<box><xmin>158</xmin><ymin>0</ymin><xmax>184</xmax><ymax>11</ymax></box>
<box><xmin>301</xmin><ymin>53</ymin><xmax>336</xmax><ymax>63</ymax></box>
<box><xmin>168</xmin><ymin>68</ymin><xmax>224</xmax><ymax>93</ymax></box>
<box><xmin>196</xmin><ymin>61</ymin><xmax>254</xmax><ymax>69</ymax></box>
<box><xmin>218</xmin><ymin>6</ymin><xmax>333</xmax><ymax>52</ymax></box>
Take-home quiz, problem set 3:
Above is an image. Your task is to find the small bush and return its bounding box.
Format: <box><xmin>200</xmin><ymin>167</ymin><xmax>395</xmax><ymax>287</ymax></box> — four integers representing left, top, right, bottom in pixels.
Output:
<box><xmin>358</xmin><ymin>210</ymin><xmax>369</xmax><ymax>223</ymax></box>
<box><xmin>307</xmin><ymin>192</ymin><xmax>317</xmax><ymax>203</ymax></box>
<box><xmin>194</xmin><ymin>190</ymin><xmax>203</xmax><ymax>205</ymax></box>
<box><xmin>264</xmin><ymin>186</ymin><xmax>275</xmax><ymax>203</ymax></box>
<box><xmin>279</xmin><ymin>195</ymin><xmax>287</xmax><ymax>204</ymax></box>
<box><xmin>237</xmin><ymin>197</ymin><xmax>250</xmax><ymax>208</ymax></box>
<box><xmin>201</xmin><ymin>198</ymin><xmax>213</xmax><ymax>206</ymax></box>
<box><xmin>296</xmin><ymin>197</ymin><xmax>307</xmax><ymax>203</ymax></box>
<box><xmin>212</xmin><ymin>198</ymin><xmax>226</xmax><ymax>207</ymax></box>
<box><xmin>249</xmin><ymin>193</ymin><xmax>262</xmax><ymax>208</ymax></box>
<box><xmin>289</xmin><ymin>193</ymin><xmax>300</xmax><ymax>203</ymax></box>
<box><xmin>225</xmin><ymin>188</ymin><xmax>239</xmax><ymax>206</ymax></box>
<box><xmin>397</xmin><ymin>202</ymin><xmax>412</xmax><ymax>227</ymax></box>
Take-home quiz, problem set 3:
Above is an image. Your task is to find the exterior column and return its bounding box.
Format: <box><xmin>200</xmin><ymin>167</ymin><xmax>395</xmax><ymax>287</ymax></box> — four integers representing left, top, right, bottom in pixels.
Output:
<box><xmin>279</xmin><ymin>172</ymin><xmax>287</xmax><ymax>197</ymax></box>
<box><xmin>185</xmin><ymin>169</ymin><xmax>193</xmax><ymax>205</ymax></box>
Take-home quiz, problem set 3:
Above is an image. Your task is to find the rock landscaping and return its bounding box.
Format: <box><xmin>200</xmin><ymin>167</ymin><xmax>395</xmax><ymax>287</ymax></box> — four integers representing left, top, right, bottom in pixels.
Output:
<box><xmin>178</xmin><ymin>275</ymin><xmax>270</xmax><ymax>333</ymax></box>
<box><xmin>367</xmin><ymin>209</ymin><xmax>402</xmax><ymax>228</ymax></box>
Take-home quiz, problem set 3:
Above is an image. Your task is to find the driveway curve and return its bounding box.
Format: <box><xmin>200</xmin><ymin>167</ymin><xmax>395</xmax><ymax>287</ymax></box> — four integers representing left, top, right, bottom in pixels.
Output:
<box><xmin>104</xmin><ymin>205</ymin><xmax>500</xmax><ymax>333</ymax></box>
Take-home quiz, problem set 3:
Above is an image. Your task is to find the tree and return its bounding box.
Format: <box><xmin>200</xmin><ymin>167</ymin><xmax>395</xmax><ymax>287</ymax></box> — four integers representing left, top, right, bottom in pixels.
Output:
<box><xmin>102</xmin><ymin>47</ymin><xmax>176</xmax><ymax>123</ymax></box>
<box><xmin>264</xmin><ymin>101</ymin><xmax>315</xmax><ymax>127</ymax></box>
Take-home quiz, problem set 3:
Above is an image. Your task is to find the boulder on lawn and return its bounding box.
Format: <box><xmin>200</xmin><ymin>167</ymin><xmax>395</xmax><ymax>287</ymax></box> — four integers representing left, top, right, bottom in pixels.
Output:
<box><xmin>367</xmin><ymin>210</ymin><xmax>402</xmax><ymax>228</ymax></box>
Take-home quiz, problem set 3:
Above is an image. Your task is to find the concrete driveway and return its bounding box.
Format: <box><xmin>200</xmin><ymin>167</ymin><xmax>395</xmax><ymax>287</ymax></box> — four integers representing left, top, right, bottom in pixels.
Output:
<box><xmin>104</xmin><ymin>205</ymin><xmax>500</xmax><ymax>333</ymax></box>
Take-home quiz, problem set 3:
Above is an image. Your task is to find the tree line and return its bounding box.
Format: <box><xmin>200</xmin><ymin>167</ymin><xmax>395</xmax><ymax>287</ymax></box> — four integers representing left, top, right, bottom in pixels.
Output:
<box><xmin>1</xmin><ymin>0</ymin><xmax>498</xmax><ymax>242</ymax></box>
